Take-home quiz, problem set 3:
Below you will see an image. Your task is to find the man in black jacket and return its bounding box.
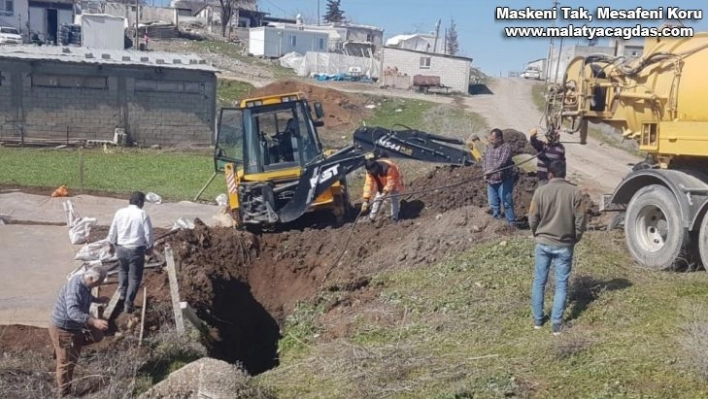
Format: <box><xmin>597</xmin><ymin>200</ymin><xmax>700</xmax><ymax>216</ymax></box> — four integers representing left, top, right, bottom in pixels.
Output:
<box><xmin>530</xmin><ymin>128</ymin><xmax>566</xmax><ymax>186</ymax></box>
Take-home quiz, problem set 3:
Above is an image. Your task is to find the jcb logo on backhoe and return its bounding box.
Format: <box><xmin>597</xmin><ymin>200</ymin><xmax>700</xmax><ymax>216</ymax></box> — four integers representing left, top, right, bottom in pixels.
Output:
<box><xmin>310</xmin><ymin>164</ymin><xmax>340</xmax><ymax>188</ymax></box>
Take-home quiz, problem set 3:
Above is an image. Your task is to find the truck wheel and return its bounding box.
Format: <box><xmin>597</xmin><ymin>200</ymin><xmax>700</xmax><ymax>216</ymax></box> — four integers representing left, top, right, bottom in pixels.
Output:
<box><xmin>625</xmin><ymin>185</ymin><xmax>689</xmax><ymax>270</ymax></box>
<box><xmin>697</xmin><ymin>213</ymin><xmax>708</xmax><ymax>268</ymax></box>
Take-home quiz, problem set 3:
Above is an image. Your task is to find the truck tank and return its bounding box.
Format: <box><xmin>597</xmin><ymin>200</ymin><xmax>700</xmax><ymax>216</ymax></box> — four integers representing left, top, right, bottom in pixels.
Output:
<box><xmin>554</xmin><ymin>32</ymin><xmax>708</xmax><ymax>164</ymax></box>
<box><xmin>549</xmin><ymin>30</ymin><xmax>708</xmax><ymax>272</ymax></box>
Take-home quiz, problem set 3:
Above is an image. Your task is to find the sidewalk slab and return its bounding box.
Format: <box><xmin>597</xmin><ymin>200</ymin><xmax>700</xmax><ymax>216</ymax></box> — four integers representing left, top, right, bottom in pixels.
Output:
<box><xmin>0</xmin><ymin>225</ymin><xmax>82</xmax><ymax>328</ymax></box>
<box><xmin>0</xmin><ymin>192</ymin><xmax>221</xmax><ymax>229</ymax></box>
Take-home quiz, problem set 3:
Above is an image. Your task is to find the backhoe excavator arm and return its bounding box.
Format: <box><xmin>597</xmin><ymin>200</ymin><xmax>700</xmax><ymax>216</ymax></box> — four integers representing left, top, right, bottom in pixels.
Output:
<box><xmin>277</xmin><ymin>126</ymin><xmax>478</xmax><ymax>223</ymax></box>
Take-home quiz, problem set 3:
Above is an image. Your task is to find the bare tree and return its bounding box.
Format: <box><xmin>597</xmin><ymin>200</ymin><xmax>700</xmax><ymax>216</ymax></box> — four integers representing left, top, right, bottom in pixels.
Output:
<box><xmin>446</xmin><ymin>18</ymin><xmax>459</xmax><ymax>55</ymax></box>
<box><xmin>219</xmin><ymin>0</ymin><xmax>255</xmax><ymax>37</ymax></box>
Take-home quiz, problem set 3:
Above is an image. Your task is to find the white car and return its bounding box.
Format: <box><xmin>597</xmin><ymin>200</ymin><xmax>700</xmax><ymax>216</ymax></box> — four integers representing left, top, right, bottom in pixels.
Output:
<box><xmin>521</xmin><ymin>67</ymin><xmax>542</xmax><ymax>80</ymax></box>
<box><xmin>0</xmin><ymin>27</ymin><xmax>22</xmax><ymax>45</ymax></box>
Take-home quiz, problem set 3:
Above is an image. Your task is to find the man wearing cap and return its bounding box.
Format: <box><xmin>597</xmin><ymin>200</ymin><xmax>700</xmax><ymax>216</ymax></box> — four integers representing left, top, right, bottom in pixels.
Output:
<box><xmin>49</xmin><ymin>266</ymin><xmax>110</xmax><ymax>397</ymax></box>
<box><xmin>530</xmin><ymin>128</ymin><xmax>566</xmax><ymax>186</ymax></box>
<box><xmin>108</xmin><ymin>191</ymin><xmax>154</xmax><ymax>314</ymax></box>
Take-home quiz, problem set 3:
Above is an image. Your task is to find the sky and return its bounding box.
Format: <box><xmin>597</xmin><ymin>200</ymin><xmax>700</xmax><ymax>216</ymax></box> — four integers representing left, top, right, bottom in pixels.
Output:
<box><xmin>254</xmin><ymin>0</ymin><xmax>708</xmax><ymax>75</ymax></box>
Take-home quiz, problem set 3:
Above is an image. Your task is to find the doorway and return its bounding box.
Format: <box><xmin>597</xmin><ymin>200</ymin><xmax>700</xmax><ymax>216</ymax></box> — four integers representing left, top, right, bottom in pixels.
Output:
<box><xmin>47</xmin><ymin>9</ymin><xmax>57</xmax><ymax>44</ymax></box>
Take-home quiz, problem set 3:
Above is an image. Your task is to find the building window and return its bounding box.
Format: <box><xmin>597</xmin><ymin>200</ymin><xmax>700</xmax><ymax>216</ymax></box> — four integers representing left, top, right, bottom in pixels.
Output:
<box><xmin>631</xmin><ymin>51</ymin><xmax>638</xmax><ymax>56</ymax></box>
<box><xmin>0</xmin><ymin>0</ymin><xmax>13</xmax><ymax>16</ymax></box>
<box><xmin>31</xmin><ymin>74</ymin><xmax>107</xmax><ymax>90</ymax></box>
<box><xmin>317</xmin><ymin>37</ymin><xmax>325</xmax><ymax>50</ymax></box>
<box><xmin>420</xmin><ymin>57</ymin><xmax>431</xmax><ymax>69</ymax></box>
<box><xmin>289</xmin><ymin>35</ymin><xmax>296</xmax><ymax>47</ymax></box>
<box><xmin>135</xmin><ymin>79</ymin><xmax>202</xmax><ymax>94</ymax></box>
<box><xmin>366</xmin><ymin>33</ymin><xmax>373</xmax><ymax>42</ymax></box>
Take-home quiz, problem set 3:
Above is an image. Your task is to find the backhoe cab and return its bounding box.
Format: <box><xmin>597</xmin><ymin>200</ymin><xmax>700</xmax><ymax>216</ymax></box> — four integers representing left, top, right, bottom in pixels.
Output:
<box><xmin>214</xmin><ymin>92</ymin><xmax>349</xmax><ymax>227</ymax></box>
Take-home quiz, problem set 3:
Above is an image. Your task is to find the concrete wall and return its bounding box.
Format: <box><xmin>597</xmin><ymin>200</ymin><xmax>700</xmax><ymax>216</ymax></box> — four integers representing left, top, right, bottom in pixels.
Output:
<box><xmin>0</xmin><ymin>0</ymin><xmax>30</xmax><ymax>35</ymax></box>
<box><xmin>28</xmin><ymin>6</ymin><xmax>73</xmax><ymax>41</ymax></box>
<box><xmin>345</xmin><ymin>26</ymin><xmax>383</xmax><ymax>50</ymax></box>
<box><xmin>101</xmin><ymin>3</ymin><xmax>176</xmax><ymax>25</ymax></box>
<box><xmin>0</xmin><ymin>60</ymin><xmax>216</xmax><ymax>146</ymax></box>
<box><xmin>382</xmin><ymin>47</ymin><xmax>470</xmax><ymax>93</ymax></box>
<box><xmin>547</xmin><ymin>45</ymin><xmax>615</xmax><ymax>84</ymax></box>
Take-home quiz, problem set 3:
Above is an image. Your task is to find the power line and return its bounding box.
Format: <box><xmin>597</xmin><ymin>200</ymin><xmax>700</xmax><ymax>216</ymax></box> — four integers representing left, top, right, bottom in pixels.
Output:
<box><xmin>262</xmin><ymin>0</ymin><xmax>288</xmax><ymax>14</ymax></box>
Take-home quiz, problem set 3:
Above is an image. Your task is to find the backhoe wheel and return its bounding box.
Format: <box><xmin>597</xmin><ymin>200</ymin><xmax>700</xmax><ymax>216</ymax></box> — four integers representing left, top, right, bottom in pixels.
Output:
<box><xmin>697</xmin><ymin>213</ymin><xmax>708</xmax><ymax>269</ymax></box>
<box><xmin>624</xmin><ymin>185</ymin><xmax>689</xmax><ymax>270</ymax></box>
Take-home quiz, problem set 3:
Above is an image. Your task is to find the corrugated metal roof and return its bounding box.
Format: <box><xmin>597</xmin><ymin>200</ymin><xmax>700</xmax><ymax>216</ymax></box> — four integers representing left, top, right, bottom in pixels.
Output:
<box><xmin>0</xmin><ymin>45</ymin><xmax>219</xmax><ymax>72</ymax></box>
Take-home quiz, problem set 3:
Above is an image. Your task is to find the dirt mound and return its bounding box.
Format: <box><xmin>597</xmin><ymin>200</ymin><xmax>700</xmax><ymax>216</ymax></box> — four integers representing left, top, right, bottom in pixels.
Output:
<box><xmin>503</xmin><ymin>128</ymin><xmax>536</xmax><ymax>156</ymax></box>
<box><xmin>249</xmin><ymin>80</ymin><xmax>372</xmax><ymax>137</ymax></box>
<box><xmin>408</xmin><ymin>163</ymin><xmax>537</xmax><ymax>217</ymax></box>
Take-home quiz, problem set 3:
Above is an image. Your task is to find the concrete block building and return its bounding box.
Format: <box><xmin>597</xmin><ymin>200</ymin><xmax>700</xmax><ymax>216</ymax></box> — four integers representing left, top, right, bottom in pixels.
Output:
<box><xmin>381</xmin><ymin>46</ymin><xmax>472</xmax><ymax>93</ymax></box>
<box><xmin>0</xmin><ymin>46</ymin><xmax>218</xmax><ymax>147</ymax></box>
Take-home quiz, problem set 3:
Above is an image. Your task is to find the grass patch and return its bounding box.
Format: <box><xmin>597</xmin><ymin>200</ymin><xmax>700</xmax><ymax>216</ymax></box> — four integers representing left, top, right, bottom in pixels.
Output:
<box><xmin>362</xmin><ymin>96</ymin><xmax>435</xmax><ymax>129</ymax></box>
<box><xmin>188</xmin><ymin>40</ymin><xmax>295</xmax><ymax>79</ymax></box>
<box><xmin>190</xmin><ymin>40</ymin><xmax>256</xmax><ymax>64</ymax></box>
<box><xmin>531</xmin><ymin>83</ymin><xmax>546</xmax><ymax>112</ymax></box>
<box><xmin>0</xmin><ymin>147</ymin><xmax>223</xmax><ymax>201</ymax></box>
<box><xmin>217</xmin><ymin>79</ymin><xmax>255</xmax><ymax>107</ymax></box>
<box><xmin>260</xmin><ymin>232</ymin><xmax>708</xmax><ymax>398</ymax></box>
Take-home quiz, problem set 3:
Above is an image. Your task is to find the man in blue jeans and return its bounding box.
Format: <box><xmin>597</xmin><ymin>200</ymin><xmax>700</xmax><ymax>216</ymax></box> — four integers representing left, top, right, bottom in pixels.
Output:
<box><xmin>528</xmin><ymin>160</ymin><xmax>587</xmax><ymax>335</ymax></box>
<box><xmin>483</xmin><ymin>128</ymin><xmax>517</xmax><ymax>226</ymax></box>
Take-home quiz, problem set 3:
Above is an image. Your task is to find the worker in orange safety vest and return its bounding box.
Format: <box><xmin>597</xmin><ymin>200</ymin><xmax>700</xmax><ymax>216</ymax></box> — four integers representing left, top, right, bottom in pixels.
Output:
<box><xmin>361</xmin><ymin>158</ymin><xmax>404</xmax><ymax>222</ymax></box>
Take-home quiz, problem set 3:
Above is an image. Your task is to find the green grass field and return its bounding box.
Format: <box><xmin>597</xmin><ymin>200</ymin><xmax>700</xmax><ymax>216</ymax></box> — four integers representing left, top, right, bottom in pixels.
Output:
<box><xmin>217</xmin><ymin>79</ymin><xmax>256</xmax><ymax>107</ymax></box>
<box><xmin>259</xmin><ymin>232</ymin><xmax>708</xmax><ymax>398</ymax></box>
<box><xmin>0</xmin><ymin>147</ymin><xmax>222</xmax><ymax>201</ymax></box>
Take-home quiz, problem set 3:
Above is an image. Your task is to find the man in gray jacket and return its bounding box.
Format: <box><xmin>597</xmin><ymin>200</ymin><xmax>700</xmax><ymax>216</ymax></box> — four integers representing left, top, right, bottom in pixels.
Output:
<box><xmin>528</xmin><ymin>160</ymin><xmax>587</xmax><ymax>335</ymax></box>
<box><xmin>49</xmin><ymin>266</ymin><xmax>109</xmax><ymax>396</ymax></box>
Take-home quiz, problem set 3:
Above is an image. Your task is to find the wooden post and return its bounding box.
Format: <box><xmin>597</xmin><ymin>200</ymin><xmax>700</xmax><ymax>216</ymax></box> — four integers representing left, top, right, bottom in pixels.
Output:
<box><xmin>139</xmin><ymin>286</ymin><xmax>147</xmax><ymax>346</ymax></box>
<box><xmin>165</xmin><ymin>245</ymin><xmax>185</xmax><ymax>333</ymax></box>
<box><xmin>79</xmin><ymin>149</ymin><xmax>84</xmax><ymax>194</ymax></box>
<box><xmin>103</xmin><ymin>289</ymin><xmax>123</xmax><ymax>321</ymax></box>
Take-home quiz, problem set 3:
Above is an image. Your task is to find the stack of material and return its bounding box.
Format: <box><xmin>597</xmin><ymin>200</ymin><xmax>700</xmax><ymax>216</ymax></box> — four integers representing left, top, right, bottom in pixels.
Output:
<box><xmin>138</xmin><ymin>22</ymin><xmax>179</xmax><ymax>39</ymax></box>
<box><xmin>59</xmin><ymin>24</ymin><xmax>82</xmax><ymax>46</ymax></box>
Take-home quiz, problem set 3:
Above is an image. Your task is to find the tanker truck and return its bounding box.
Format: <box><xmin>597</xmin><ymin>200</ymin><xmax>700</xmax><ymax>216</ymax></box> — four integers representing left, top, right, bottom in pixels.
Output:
<box><xmin>547</xmin><ymin>28</ymin><xmax>708</xmax><ymax>271</ymax></box>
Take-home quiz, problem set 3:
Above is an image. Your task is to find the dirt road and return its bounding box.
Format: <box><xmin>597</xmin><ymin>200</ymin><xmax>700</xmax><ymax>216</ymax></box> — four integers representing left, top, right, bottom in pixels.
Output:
<box><xmin>312</xmin><ymin>78</ymin><xmax>642</xmax><ymax>196</ymax></box>
<box><xmin>460</xmin><ymin>78</ymin><xmax>641</xmax><ymax>195</ymax></box>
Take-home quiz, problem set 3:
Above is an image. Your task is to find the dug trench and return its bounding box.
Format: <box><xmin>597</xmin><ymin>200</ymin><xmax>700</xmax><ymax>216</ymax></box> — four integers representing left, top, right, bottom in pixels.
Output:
<box><xmin>134</xmin><ymin>130</ymin><xmax>602</xmax><ymax>376</ymax></box>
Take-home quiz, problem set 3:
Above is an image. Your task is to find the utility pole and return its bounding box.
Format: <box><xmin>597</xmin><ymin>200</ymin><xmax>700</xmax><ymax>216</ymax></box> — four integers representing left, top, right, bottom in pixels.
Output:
<box><xmin>432</xmin><ymin>18</ymin><xmax>441</xmax><ymax>53</ymax></box>
<box><xmin>545</xmin><ymin>0</ymin><xmax>559</xmax><ymax>83</ymax></box>
<box><xmin>443</xmin><ymin>27</ymin><xmax>447</xmax><ymax>55</ymax></box>
<box><xmin>317</xmin><ymin>0</ymin><xmax>320</xmax><ymax>25</ymax></box>
<box><xmin>135</xmin><ymin>0</ymin><xmax>139</xmax><ymax>49</ymax></box>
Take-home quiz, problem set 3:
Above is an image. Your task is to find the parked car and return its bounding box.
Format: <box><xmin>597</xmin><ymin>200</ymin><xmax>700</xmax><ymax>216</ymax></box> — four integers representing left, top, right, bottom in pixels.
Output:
<box><xmin>521</xmin><ymin>67</ymin><xmax>542</xmax><ymax>80</ymax></box>
<box><xmin>0</xmin><ymin>27</ymin><xmax>22</xmax><ymax>45</ymax></box>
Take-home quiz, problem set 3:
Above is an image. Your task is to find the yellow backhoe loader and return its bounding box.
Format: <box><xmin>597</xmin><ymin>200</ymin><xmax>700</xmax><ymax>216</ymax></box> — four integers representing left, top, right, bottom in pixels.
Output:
<box><xmin>213</xmin><ymin>91</ymin><xmax>482</xmax><ymax>230</ymax></box>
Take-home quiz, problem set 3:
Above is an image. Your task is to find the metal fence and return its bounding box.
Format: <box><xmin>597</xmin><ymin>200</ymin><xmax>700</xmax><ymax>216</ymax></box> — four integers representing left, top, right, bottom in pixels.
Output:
<box><xmin>0</xmin><ymin>123</ymin><xmax>115</xmax><ymax>146</ymax></box>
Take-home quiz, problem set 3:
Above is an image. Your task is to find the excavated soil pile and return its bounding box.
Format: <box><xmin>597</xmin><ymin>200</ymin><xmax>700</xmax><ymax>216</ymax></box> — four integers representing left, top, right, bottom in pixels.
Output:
<box><xmin>503</xmin><ymin>128</ymin><xmax>537</xmax><ymax>156</ymax></box>
<box><xmin>408</xmin><ymin>164</ymin><xmax>538</xmax><ymax>217</ymax></box>
<box><xmin>249</xmin><ymin>80</ymin><xmax>372</xmax><ymax>137</ymax></box>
